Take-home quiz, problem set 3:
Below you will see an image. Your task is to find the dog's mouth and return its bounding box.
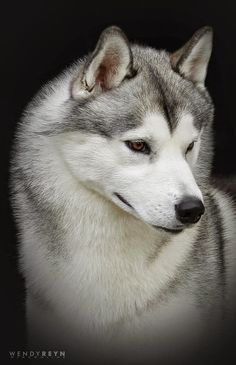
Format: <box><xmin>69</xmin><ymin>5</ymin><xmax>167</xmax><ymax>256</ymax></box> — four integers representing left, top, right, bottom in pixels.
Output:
<box><xmin>114</xmin><ymin>192</ymin><xmax>184</xmax><ymax>234</ymax></box>
<box><xmin>151</xmin><ymin>225</ymin><xmax>184</xmax><ymax>234</ymax></box>
<box><xmin>114</xmin><ymin>192</ymin><xmax>134</xmax><ymax>209</ymax></box>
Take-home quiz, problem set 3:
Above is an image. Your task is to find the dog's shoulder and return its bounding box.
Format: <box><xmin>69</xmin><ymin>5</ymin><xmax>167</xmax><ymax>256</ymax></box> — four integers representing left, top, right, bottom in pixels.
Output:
<box><xmin>211</xmin><ymin>176</ymin><xmax>236</xmax><ymax>202</ymax></box>
<box><xmin>209</xmin><ymin>177</ymin><xmax>236</xmax><ymax>315</ymax></box>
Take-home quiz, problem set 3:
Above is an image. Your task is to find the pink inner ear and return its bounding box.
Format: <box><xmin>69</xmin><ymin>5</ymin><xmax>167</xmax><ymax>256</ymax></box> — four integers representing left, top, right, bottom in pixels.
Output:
<box><xmin>96</xmin><ymin>64</ymin><xmax>107</xmax><ymax>88</ymax></box>
<box><xmin>96</xmin><ymin>50</ymin><xmax>120</xmax><ymax>90</ymax></box>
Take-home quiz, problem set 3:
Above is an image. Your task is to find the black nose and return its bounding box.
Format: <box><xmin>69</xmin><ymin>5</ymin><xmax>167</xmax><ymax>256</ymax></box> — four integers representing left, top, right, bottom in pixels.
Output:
<box><xmin>175</xmin><ymin>196</ymin><xmax>205</xmax><ymax>224</ymax></box>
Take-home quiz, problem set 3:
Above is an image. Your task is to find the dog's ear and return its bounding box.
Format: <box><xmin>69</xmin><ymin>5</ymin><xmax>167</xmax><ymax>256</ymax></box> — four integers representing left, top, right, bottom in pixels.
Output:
<box><xmin>170</xmin><ymin>27</ymin><xmax>213</xmax><ymax>86</ymax></box>
<box><xmin>71</xmin><ymin>26</ymin><xmax>134</xmax><ymax>100</ymax></box>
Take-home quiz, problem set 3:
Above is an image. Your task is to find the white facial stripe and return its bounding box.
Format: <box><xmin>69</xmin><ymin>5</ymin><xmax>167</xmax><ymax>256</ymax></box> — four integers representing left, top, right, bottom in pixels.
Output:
<box><xmin>123</xmin><ymin>112</ymin><xmax>171</xmax><ymax>145</ymax></box>
<box><xmin>173</xmin><ymin>113</ymin><xmax>199</xmax><ymax>146</ymax></box>
<box><xmin>143</xmin><ymin>113</ymin><xmax>171</xmax><ymax>143</ymax></box>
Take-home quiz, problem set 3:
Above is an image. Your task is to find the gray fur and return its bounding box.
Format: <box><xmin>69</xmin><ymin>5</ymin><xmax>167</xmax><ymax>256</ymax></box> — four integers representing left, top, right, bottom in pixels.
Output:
<box><xmin>33</xmin><ymin>47</ymin><xmax>213</xmax><ymax>138</ymax></box>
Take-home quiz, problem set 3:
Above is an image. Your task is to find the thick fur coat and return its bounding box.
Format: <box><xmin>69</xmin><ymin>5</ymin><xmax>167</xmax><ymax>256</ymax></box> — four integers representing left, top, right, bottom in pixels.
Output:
<box><xmin>10</xmin><ymin>26</ymin><xmax>236</xmax><ymax>364</ymax></box>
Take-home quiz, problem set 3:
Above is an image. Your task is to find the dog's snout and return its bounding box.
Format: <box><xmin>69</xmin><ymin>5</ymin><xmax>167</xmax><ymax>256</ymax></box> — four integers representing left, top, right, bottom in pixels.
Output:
<box><xmin>175</xmin><ymin>196</ymin><xmax>205</xmax><ymax>224</ymax></box>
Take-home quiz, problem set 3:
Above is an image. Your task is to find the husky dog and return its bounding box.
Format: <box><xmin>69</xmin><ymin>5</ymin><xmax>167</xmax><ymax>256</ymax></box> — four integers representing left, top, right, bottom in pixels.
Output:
<box><xmin>10</xmin><ymin>26</ymin><xmax>236</xmax><ymax>363</ymax></box>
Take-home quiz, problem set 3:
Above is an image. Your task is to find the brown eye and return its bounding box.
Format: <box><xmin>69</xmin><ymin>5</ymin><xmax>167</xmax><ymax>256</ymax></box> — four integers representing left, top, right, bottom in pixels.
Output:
<box><xmin>186</xmin><ymin>141</ymin><xmax>195</xmax><ymax>154</ymax></box>
<box><xmin>125</xmin><ymin>140</ymin><xmax>150</xmax><ymax>154</ymax></box>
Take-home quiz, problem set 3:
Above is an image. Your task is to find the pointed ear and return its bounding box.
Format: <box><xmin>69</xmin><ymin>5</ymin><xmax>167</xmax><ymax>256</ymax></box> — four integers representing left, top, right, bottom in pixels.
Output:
<box><xmin>170</xmin><ymin>27</ymin><xmax>213</xmax><ymax>86</ymax></box>
<box><xmin>71</xmin><ymin>26</ymin><xmax>134</xmax><ymax>100</ymax></box>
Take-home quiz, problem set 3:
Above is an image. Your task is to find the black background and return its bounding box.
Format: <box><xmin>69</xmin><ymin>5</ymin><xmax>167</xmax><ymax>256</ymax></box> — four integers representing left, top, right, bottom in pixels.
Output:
<box><xmin>1</xmin><ymin>0</ymin><xmax>235</xmax><ymax>362</ymax></box>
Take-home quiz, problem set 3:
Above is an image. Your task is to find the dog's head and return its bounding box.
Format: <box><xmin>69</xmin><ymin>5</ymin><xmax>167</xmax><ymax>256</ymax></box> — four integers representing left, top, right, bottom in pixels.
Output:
<box><xmin>59</xmin><ymin>26</ymin><xmax>214</xmax><ymax>232</ymax></box>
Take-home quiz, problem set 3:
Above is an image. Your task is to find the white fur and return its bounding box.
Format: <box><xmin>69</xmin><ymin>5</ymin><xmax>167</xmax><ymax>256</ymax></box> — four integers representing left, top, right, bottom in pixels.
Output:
<box><xmin>19</xmin><ymin>109</ymin><xmax>207</xmax><ymax>354</ymax></box>
<box><xmin>57</xmin><ymin>111</ymin><xmax>202</xmax><ymax>230</ymax></box>
<box><xmin>23</xmin><ymin>174</ymin><xmax>201</xmax><ymax>350</ymax></box>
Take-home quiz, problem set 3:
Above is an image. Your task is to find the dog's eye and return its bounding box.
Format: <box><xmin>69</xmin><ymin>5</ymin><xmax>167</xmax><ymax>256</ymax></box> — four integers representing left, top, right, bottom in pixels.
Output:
<box><xmin>186</xmin><ymin>141</ymin><xmax>195</xmax><ymax>154</ymax></box>
<box><xmin>125</xmin><ymin>140</ymin><xmax>150</xmax><ymax>154</ymax></box>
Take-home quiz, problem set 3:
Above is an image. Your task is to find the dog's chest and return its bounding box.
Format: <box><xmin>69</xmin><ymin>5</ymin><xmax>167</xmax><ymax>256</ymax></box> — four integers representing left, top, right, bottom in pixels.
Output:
<box><xmin>56</xmin><ymin>247</ymin><xmax>203</xmax><ymax>348</ymax></box>
<box><xmin>53</xmin><ymin>229</ymin><xmax>199</xmax><ymax>335</ymax></box>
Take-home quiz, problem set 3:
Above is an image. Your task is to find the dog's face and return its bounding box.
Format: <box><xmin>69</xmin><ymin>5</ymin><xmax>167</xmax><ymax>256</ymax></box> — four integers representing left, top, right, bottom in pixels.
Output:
<box><xmin>59</xmin><ymin>26</ymin><xmax>214</xmax><ymax>232</ymax></box>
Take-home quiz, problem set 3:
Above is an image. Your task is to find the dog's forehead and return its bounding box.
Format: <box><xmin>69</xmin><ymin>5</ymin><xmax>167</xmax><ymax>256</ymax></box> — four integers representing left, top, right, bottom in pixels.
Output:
<box><xmin>130</xmin><ymin>47</ymin><xmax>211</xmax><ymax>131</ymax></box>
<box><xmin>134</xmin><ymin>69</ymin><xmax>202</xmax><ymax>132</ymax></box>
<box><xmin>57</xmin><ymin>48</ymin><xmax>211</xmax><ymax>138</ymax></box>
<box><xmin>123</xmin><ymin>111</ymin><xmax>199</xmax><ymax>142</ymax></box>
